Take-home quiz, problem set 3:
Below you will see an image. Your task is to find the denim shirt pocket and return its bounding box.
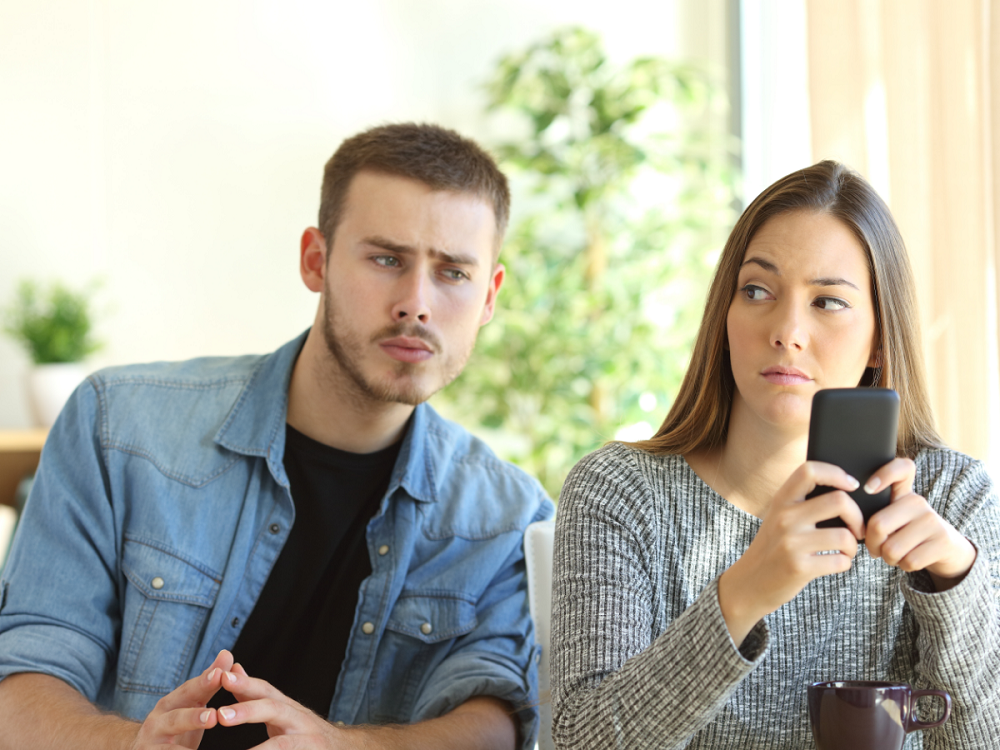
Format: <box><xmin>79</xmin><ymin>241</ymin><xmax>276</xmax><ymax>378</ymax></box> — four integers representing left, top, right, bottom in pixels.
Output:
<box><xmin>370</xmin><ymin>592</ymin><xmax>477</xmax><ymax>722</ymax></box>
<box><xmin>118</xmin><ymin>539</ymin><xmax>221</xmax><ymax>695</ymax></box>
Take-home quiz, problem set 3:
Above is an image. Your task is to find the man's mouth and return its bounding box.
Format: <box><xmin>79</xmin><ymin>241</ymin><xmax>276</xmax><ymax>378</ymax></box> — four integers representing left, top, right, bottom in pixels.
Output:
<box><xmin>379</xmin><ymin>336</ymin><xmax>435</xmax><ymax>364</ymax></box>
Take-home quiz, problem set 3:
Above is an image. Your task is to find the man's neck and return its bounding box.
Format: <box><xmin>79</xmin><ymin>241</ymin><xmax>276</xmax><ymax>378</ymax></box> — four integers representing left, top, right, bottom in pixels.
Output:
<box><xmin>286</xmin><ymin>327</ymin><xmax>414</xmax><ymax>454</ymax></box>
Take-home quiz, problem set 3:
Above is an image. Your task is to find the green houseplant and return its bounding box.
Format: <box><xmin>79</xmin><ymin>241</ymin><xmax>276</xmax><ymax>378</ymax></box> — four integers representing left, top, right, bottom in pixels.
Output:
<box><xmin>434</xmin><ymin>27</ymin><xmax>738</xmax><ymax>498</ymax></box>
<box><xmin>3</xmin><ymin>279</ymin><xmax>103</xmax><ymax>427</ymax></box>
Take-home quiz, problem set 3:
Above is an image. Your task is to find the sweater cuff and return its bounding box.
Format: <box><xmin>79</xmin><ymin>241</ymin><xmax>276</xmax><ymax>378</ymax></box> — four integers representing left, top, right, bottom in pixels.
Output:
<box><xmin>697</xmin><ymin>576</ymin><xmax>770</xmax><ymax>669</ymax></box>
<box><xmin>900</xmin><ymin>541</ymin><xmax>989</xmax><ymax>626</ymax></box>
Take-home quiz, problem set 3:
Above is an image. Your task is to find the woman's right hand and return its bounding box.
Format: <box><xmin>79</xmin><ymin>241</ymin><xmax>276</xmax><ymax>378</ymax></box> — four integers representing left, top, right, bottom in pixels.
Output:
<box><xmin>717</xmin><ymin>462</ymin><xmax>866</xmax><ymax>645</ymax></box>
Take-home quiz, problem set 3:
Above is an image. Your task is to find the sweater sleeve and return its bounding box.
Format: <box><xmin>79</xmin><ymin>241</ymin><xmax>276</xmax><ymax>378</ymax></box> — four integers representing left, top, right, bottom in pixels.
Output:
<box><xmin>901</xmin><ymin>453</ymin><xmax>1000</xmax><ymax>748</ymax></box>
<box><xmin>550</xmin><ymin>445</ymin><xmax>768</xmax><ymax>750</ymax></box>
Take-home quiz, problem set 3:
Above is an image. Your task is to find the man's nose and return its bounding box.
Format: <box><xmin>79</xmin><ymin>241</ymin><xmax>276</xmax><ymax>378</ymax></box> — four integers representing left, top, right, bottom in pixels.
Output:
<box><xmin>391</xmin><ymin>270</ymin><xmax>432</xmax><ymax>324</ymax></box>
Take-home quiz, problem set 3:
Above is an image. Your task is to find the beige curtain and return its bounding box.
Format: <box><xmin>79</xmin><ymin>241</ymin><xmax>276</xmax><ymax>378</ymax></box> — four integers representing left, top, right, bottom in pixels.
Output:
<box><xmin>806</xmin><ymin>0</ymin><xmax>999</xmax><ymax>461</ymax></box>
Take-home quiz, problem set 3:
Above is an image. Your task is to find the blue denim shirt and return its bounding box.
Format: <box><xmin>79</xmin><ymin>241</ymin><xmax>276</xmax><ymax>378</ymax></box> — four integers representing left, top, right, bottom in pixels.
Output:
<box><xmin>0</xmin><ymin>332</ymin><xmax>553</xmax><ymax>748</ymax></box>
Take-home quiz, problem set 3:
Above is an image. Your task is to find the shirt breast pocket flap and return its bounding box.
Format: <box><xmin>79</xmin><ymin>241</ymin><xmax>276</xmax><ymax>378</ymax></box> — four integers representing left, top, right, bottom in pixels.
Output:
<box><xmin>119</xmin><ymin>540</ymin><xmax>221</xmax><ymax>694</ymax></box>
<box><xmin>385</xmin><ymin>594</ymin><xmax>477</xmax><ymax>644</ymax></box>
<box><xmin>122</xmin><ymin>541</ymin><xmax>221</xmax><ymax>606</ymax></box>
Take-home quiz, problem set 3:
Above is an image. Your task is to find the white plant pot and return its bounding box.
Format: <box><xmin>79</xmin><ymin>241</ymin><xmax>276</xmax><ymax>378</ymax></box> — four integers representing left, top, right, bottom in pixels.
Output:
<box><xmin>27</xmin><ymin>363</ymin><xmax>87</xmax><ymax>428</ymax></box>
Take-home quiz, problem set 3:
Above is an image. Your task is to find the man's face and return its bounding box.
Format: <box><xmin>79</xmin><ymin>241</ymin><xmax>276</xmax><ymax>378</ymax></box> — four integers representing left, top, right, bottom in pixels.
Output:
<box><xmin>309</xmin><ymin>171</ymin><xmax>503</xmax><ymax>406</ymax></box>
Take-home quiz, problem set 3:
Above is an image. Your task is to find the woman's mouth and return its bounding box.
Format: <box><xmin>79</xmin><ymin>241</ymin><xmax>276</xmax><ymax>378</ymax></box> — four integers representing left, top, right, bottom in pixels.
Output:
<box><xmin>761</xmin><ymin>366</ymin><xmax>811</xmax><ymax>385</ymax></box>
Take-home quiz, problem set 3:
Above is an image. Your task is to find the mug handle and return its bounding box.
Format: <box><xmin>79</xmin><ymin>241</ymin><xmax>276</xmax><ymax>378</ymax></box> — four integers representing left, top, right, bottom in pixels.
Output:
<box><xmin>907</xmin><ymin>690</ymin><xmax>952</xmax><ymax>731</ymax></box>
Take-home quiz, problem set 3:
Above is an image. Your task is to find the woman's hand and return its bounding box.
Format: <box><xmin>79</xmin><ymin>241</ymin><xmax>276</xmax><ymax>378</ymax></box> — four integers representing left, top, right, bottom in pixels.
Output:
<box><xmin>718</xmin><ymin>462</ymin><xmax>865</xmax><ymax>645</ymax></box>
<box><xmin>864</xmin><ymin>458</ymin><xmax>977</xmax><ymax>591</ymax></box>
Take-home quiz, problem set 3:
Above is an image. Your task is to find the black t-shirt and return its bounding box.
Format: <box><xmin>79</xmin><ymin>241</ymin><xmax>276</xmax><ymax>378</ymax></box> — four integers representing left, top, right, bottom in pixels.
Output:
<box><xmin>201</xmin><ymin>424</ymin><xmax>401</xmax><ymax>749</ymax></box>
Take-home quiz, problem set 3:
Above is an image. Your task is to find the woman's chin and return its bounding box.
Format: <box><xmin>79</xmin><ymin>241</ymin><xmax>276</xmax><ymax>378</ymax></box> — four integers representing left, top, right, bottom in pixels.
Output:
<box><xmin>759</xmin><ymin>394</ymin><xmax>812</xmax><ymax>433</ymax></box>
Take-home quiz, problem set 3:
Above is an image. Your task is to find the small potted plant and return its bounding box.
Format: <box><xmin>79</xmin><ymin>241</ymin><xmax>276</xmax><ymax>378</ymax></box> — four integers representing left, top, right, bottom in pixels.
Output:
<box><xmin>3</xmin><ymin>279</ymin><xmax>102</xmax><ymax>427</ymax></box>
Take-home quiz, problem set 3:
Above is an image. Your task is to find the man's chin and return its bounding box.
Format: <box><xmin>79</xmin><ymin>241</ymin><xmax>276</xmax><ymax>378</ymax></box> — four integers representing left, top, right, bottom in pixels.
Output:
<box><xmin>364</xmin><ymin>375</ymin><xmax>438</xmax><ymax>407</ymax></box>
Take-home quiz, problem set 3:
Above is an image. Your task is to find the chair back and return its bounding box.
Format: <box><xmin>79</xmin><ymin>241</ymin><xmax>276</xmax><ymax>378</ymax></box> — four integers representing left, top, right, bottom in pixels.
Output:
<box><xmin>525</xmin><ymin>519</ymin><xmax>555</xmax><ymax>750</ymax></box>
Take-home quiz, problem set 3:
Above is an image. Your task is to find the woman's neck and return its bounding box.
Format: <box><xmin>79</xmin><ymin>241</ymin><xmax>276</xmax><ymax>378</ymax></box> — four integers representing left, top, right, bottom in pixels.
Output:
<box><xmin>686</xmin><ymin>397</ymin><xmax>808</xmax><ymax>518</ymax></box>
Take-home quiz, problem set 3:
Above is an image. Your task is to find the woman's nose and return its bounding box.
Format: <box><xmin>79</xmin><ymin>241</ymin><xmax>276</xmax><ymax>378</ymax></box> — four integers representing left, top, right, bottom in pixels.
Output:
<box><xmin>770</xmin><ymin>303</ymin><xmax>806</xmax><ymax>351</ymax></box>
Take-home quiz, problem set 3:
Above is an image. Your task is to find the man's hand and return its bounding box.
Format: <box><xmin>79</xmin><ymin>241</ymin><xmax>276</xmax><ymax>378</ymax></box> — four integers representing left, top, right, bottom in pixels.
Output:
<box><xmin>130</xmin><ymin>649</ymin><xmax>234</xmax><ymax>750</ymax></box>
<box><xmin>215</xmin><ymin>663</ymin><xmax>345</xmax><ymax>748</ymax></box>
<box><xmin>215</xmin><ymin>663</ymin><xmax>517</xmax><ymax>750</ymax></box>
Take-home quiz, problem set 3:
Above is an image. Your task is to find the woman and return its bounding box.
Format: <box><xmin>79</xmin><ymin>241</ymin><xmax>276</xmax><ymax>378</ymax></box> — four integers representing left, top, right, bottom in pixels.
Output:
<box><xmin>550</xmin><ymin>161</ymin><xmax>1000</xmax><ymax>748</ymax></box>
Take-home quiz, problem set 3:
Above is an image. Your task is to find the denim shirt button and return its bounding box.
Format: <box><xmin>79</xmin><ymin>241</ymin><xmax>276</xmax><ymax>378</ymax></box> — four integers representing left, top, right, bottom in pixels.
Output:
<box><xmin>269</xmin><ymin>523</ymin><xmax>280</xmax><ymax>534</ymax></box>
<box><xmin>420</xmin><ymin>622</ymin><xmax>433</xmax><ymax>635</ymax></box>
<box><xmin>378</xmin><ymin>545</ymin><xmax>389</xmax><ymax>556</ymax></box>
<box><xmin>362</xmin><ymin>622</ymin><xmax>375</xmax><ymax>635</ymax></box>
<box><xmin>150</xmin><ymin>577</ymin><xmax>164</xmax><ymax>590</ymax></box>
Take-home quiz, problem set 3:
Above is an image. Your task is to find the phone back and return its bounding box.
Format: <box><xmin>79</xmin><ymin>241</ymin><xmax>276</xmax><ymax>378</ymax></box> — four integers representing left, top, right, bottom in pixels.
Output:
<box><xmin>806</xmin><ymin>388</ymin><xmax>900</xmax><ymax>526</ymax></box>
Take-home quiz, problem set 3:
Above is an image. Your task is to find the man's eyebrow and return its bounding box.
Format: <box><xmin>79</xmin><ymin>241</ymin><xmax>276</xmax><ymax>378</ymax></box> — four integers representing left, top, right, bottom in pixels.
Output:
<box><xmin>740</xmin><ymin>256</ymin><xmax>859</xmax><ymax>290</ymax></box>
<box><xmin>362</xmin><ymin>236</ymin><xmax>480</xmax><ymax>267</ymax></box>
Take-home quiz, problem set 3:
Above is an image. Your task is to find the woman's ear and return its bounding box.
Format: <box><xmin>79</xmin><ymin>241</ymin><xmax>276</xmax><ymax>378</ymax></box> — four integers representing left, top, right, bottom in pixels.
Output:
<box><xmin>868</xmin><ymin>346</ymin><xmax>883</xmax><ymax>369</ymax></box>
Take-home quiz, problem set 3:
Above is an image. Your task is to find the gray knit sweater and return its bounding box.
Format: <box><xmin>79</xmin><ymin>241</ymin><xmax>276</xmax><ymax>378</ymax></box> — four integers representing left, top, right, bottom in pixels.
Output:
<box><xmin>551</xmin><ymin>442</ymin><xmax>1000</xmax><ymax>749</ymax></box>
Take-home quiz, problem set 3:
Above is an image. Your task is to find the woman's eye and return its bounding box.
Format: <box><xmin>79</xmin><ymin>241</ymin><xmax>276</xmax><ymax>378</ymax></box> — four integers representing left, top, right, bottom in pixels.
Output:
<box><xmin>814</xmin><ymin>296</ymin><xmax>849</xmax><ymax>311</ymax></box>
<box><xmin>740</xmin><ymin>284</ymin><xmax>771</xmax><ymax>301</ymax></box>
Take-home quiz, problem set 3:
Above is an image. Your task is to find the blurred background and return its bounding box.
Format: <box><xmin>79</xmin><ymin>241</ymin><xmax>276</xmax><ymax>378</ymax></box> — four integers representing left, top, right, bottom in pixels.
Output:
<box><xmin>1</xmin><ymin>0</ymin><xmax>998</xmax><ymax>502</ymax></box>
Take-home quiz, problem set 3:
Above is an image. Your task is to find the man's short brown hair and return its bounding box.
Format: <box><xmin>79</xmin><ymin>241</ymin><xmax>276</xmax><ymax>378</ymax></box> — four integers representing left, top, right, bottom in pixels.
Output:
<box><xmin>319</xmin><ymin>123</ymin><xmax>510</xmax><ymax>254</ymax></box>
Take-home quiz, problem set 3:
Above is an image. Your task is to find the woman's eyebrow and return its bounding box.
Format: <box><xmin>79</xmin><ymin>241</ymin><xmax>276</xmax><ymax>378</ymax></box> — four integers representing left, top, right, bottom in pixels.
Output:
<box><xmin>741</xmin><ymin>257</ymin><xmax>780</xmax><ymax>274</ymax></box>
<box><xmin>741</xmin><ymin>257</ymin><xmax>859</xmax><ymax>290</ymax></box>
<box><xmin>811</xmin><ymin>276</ymin><xmax>860</xmax><ymax>290</ymax></box>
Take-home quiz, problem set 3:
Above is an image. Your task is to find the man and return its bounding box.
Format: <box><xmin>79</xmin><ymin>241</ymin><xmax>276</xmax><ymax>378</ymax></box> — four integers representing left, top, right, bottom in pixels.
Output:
<box><xmin>0</xmin><ymin>123</ymin><xmax>553</xmax><ymax>750</ymax></box>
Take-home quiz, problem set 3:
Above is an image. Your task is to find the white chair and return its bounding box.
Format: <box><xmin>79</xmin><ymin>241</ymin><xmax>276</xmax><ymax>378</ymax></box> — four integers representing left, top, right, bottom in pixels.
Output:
<box><xmin>525</xmin><ymin>519</ymin><xmax>555</xmax><ymax>750</ymax></box>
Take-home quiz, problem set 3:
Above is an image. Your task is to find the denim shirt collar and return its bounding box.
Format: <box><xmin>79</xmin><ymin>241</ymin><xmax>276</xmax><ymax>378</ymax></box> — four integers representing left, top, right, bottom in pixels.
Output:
<box><xmin>214</xmin><ymin>329</ymin><xmax>437</xmax><ymax>503</ymax></box>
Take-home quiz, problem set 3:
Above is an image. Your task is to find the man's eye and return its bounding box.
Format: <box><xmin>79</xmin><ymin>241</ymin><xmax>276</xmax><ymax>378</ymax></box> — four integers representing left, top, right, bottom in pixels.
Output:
<box><xmin>374</xmin><ymin>256</ymin><xmax>400</xmax><ymax>268</ymax></box>
<box><xmin>443</xmin><ymin>269</ymin><xmax>469</xmax><ymax>282</ymax></box>
<box><xmin>739</xmin><ymin>284</ymin><xmax>770</xmax><ymax>301</ymax></box>
<box><xmin>814</xmin><ymin>296</ymin><xmax>849</xmax><ymax>311</ymax></box>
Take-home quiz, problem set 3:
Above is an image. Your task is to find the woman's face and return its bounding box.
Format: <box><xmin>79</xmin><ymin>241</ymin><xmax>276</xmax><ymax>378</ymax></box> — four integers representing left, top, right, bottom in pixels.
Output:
<box><xmin>726</xmin><ymin>209</ymin><xmax>879</xmax><ymax>433</ymax></box>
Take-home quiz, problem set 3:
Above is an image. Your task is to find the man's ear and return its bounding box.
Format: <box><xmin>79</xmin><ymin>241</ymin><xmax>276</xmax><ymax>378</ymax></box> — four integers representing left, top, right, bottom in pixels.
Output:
<box><xmin>479</xmin><ymin>262</ymin><xmax>506</xmax><ymax>326</ymax></box>
<box><xmin>300</xmin><ymin>227</ymin><xmax>327</xmax><ymax>293</ymax></box>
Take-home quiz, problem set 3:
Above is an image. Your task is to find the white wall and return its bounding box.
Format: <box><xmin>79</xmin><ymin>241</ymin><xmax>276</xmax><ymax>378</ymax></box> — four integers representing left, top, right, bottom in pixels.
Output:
<box><xmin>739</xmin><ymin>0</ymin><xmax>811</xmax><ymax>206</ymax></box>
<box><xmin>0</xmin><ymin>0</ymin><xmax>730</xmax><ymax>428</ymax></box>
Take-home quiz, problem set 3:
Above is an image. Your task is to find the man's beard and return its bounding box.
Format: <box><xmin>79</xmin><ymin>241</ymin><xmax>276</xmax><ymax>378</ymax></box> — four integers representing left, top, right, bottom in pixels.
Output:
<box><xmin>321</xmin><ymin>292</ymin><xmax>465</xmax><ymax>407</ymax></box>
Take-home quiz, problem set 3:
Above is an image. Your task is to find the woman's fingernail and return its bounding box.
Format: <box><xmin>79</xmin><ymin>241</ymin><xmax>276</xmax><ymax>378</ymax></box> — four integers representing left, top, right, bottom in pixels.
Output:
<box><xmin>200</xmin><ymin>710</ymin><xmax>212</xmax><ymax>724</ymax></box>
<box><xmin>207</xmin><ymin>668</ymin><xmax>218</xmax><ymax>682</ymax></box>
<box><xmin>220</xmin><ymin>707</ymin><xmax>236</xmax><ymax>720</ymax></box>
<box><xmin>865</xmin><ymin>477</ymin><xmax>881</xmax><ymax>493</ymax></box>
<box><xmin>847</xmin><ymin>475</ymin><xmax>860</xmax><ymax>490</ymax></box>
<box><xmin>226</xmin><ymin>671</ymin><xmax>237</xmax><ymax>684</ymax></box>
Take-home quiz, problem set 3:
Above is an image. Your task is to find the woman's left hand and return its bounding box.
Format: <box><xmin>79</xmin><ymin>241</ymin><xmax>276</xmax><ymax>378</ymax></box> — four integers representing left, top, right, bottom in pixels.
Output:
<box><xmin>864</xmin><ymin>458</ymin><xmax>977</xmax><ymax>591</ymax></box>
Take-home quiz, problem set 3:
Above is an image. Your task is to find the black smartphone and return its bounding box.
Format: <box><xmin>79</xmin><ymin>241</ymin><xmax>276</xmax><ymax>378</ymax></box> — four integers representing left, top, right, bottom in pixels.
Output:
<box><xmin>805</xmin><ymin>388</ymin><xmax>900</xmax><ymax>528</ymax></box>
